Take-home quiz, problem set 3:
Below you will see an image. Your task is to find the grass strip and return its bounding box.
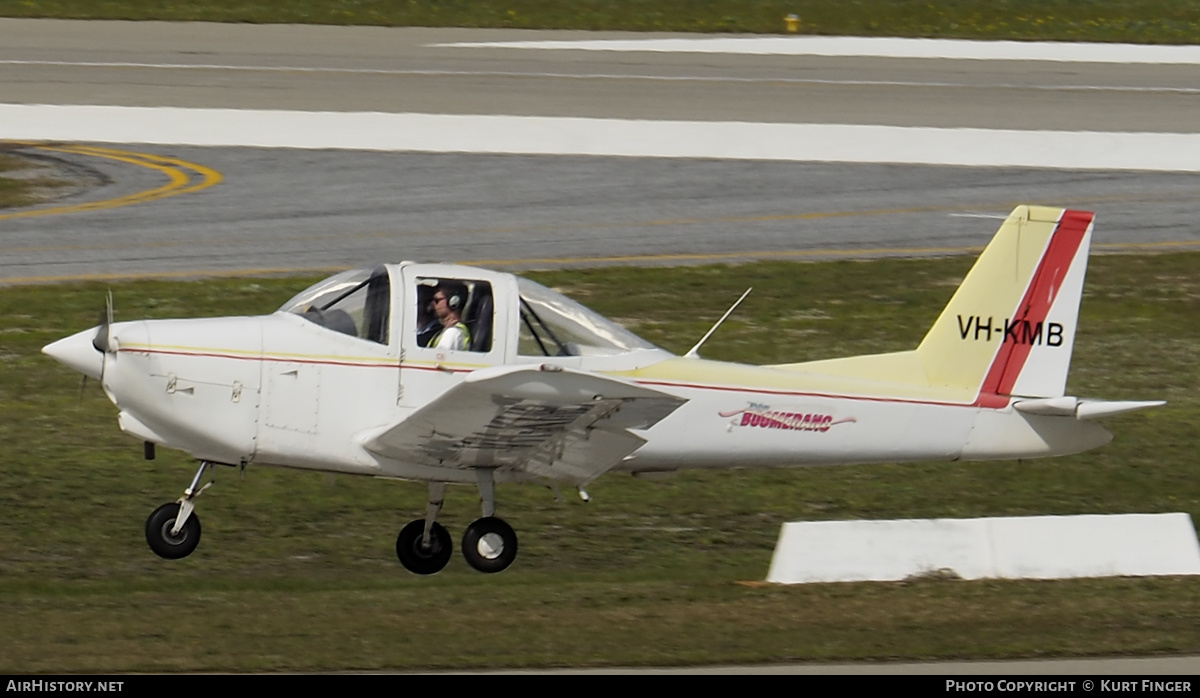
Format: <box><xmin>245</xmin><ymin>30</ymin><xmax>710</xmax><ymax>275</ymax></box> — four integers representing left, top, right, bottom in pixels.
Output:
<box><xmin>1</xmin><ymin>253</ymin><xmax>1196</xmax><ymax>671</ymax></box>
<box><xmin>0</xmin><ymin>1</ymin><xmax>1199</xmax><ymax>43</ymax></box>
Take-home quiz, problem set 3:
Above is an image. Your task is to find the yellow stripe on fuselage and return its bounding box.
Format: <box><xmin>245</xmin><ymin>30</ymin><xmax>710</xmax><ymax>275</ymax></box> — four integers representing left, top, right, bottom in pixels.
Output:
<box><xmin>124</xmin><ymin>343</ymin><xmax>484</xmax><ymax>371</ymax></box>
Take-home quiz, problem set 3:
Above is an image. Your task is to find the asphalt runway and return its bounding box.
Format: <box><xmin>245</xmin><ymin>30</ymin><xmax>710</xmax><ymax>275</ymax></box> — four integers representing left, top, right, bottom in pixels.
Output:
<box><xmin>4</xmin><ymin>20</ymin><xmax>1200</xmax><ymax>129</ymax></box>
<box><xmin>6</xmin><ymin>147</ymin><xmax>1200</xmax><ymax>284</ymax></box>
<box><xmin>2</xmin><ymin>19</ymin><xmax>1199</xmax><ymax>283</ymax></box>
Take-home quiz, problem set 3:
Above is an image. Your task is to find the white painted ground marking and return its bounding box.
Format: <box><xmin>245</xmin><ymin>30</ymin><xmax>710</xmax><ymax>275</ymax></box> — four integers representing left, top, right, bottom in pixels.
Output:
<box><xmin>4</xmin><ymin>104</ymin><xmax>1199</xmax><ymax>172</ymax></box>
<box><xmin>439</xmin><ymin>36</ymin><xmax>1200</xmax><ymax>64</ymax></box>
<box><xmin>4</xmin><ymin>60</ymin><xmax>1198</xmax><ymax>94</ymax></box>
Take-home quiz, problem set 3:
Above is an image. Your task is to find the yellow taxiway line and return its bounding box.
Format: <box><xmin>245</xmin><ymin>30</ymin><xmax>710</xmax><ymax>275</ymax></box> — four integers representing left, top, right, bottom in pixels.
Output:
<box><xmin>0</xmin><ymin>142</ymin><xmax>222</xmax><ymax>221</ymax></box>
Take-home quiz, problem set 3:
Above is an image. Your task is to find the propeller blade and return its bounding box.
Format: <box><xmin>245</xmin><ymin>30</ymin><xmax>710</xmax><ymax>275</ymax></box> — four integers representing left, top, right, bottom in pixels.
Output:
<box><xmin>91</xmin><ymin>291</ymin><xmax>114</xmax><ymax>353</ymax></box>
<box><xmin>91</xmin><ymin>311</ymin><xmax>109</xmax><ymax>352</ymax></box>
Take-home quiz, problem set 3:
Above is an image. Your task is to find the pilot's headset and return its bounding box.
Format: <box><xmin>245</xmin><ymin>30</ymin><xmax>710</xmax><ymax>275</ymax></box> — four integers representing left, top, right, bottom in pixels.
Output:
<box><xmin>434</xmin><ymin>282</ymin><xmax>465</xmax><ymax>313</ymax></box>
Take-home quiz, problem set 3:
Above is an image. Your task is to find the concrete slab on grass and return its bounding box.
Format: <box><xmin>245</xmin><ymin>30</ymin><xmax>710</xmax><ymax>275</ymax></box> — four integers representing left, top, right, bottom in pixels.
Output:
<box><xmin>766</xmin><ymin>513</ymin><xmax>1200</xmax><ymax>583</ymax></box>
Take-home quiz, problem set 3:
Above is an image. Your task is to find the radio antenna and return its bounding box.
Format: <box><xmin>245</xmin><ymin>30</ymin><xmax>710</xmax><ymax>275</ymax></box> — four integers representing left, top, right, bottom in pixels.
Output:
<box><xmin>685</xmin><ymin>287</ymin><xmax>752</xmax><ymax>359</ymax></box>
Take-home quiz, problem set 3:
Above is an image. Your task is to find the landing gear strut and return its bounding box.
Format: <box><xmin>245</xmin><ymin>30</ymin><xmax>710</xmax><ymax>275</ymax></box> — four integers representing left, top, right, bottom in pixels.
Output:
<box><xmin>145</xmin><ymin>460</ymin><xmax>213</xmax><ymax>559</ymax></box>
<box><xmin>393</xmin><ymin>472</ymin><xmax>520</xmax><ymax>575</ymax></box>
<box><xmin>395</xmin><ymin>483</ymin><xmax>453</xmax><ymax>575</ymax></box>
<box><xmin>462</xmin><ymin>468</ymin><xmax>518</xmax><ymax>574</ymax></box>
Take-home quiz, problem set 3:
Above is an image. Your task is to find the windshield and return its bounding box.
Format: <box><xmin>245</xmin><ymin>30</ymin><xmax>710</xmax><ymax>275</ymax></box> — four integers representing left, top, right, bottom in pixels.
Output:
<box><xmin>517</xmin><ymin>277</ymin><xmax>658</xmax><ymax>356</ymax></box>
<box><xmin>279</xmin><ymin>266</ymin><xmax>391</xmax><ymax>344</ymax></box>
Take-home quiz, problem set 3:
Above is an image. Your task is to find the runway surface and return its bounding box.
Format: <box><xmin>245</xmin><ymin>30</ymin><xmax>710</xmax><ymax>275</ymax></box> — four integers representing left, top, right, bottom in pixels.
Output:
<box><xmin>1</xmin><ymin>19</ymin><xmax>1198</xmax><ymax>285</ymax></box>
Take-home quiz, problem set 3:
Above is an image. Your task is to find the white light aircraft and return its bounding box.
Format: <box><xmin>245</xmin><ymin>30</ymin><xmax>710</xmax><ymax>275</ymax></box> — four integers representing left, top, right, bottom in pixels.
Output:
<box><xmin>43</xmin><ymin>205</ymin><xmax>1163</xmax><ymax>575</ymax></box>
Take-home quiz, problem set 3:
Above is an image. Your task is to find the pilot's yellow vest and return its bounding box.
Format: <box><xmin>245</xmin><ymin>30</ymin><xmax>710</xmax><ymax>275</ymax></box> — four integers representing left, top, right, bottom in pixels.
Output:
<box><xmin>432</xmin><ymin>322</ymin><xmax>470</xmax><ymax>350</ymax></box>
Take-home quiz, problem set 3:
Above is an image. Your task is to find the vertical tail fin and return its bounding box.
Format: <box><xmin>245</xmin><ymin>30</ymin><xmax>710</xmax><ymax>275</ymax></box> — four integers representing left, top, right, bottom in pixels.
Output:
<box><xmin>916</xmin><ymin>206</ymin><xmax>1094</xmax><ymax>406</ymax></box>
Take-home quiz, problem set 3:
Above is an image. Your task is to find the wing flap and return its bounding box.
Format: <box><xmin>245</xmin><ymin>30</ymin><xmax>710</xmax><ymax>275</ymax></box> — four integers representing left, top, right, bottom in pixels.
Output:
<box><xmin>363</xmin><ymin>365</ymin><xmax>685</xmax><ymax>484</ymax></box>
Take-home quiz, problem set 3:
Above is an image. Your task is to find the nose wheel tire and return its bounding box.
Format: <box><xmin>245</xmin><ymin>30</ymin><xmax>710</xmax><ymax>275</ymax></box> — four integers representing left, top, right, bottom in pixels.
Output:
<box><xmin>396</xmin><ymin>519</ymin><xmax>452</xmax><ymax>575</ymax></box>
<box><xmin>462</xmin><ymin>516</ymin><xmax>518</xmax><ymax>574</ymax></box>
<box><xmin>145</xmin><ymin>502</ymin><xmax>201</xmax><ymax>559</ymax></box>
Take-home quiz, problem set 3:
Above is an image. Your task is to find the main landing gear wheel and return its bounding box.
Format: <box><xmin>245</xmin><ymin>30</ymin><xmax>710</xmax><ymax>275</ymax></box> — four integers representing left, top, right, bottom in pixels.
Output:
<box><xmin>462</xmin><ymin>516</ymin><xmax>518</xmax><ymax>574</ymax></box>
<box><xmin>396</xmin><ymin>519</ymin><xmax>453</xmax><ymax>575</ymax></box>
<box><xmin>145</xmin><ymin>502</ymin><xmax>202</xmax><ymax>559</ymax></box>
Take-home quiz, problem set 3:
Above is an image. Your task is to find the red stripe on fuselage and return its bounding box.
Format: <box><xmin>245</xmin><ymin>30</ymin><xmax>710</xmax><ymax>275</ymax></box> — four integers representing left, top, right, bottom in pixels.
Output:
<box><xmin>125</xmin><ymin>347</ymin><xmax>984</xmax><ymax>408</ymax></box>
<box><xmin>975</xmin><ymin>209</ymin><xmax>1092</xmax><ymax>407</ymax></box>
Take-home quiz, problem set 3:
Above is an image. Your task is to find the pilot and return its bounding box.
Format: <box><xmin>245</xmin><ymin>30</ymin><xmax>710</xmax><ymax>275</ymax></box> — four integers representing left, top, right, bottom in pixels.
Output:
<box><xmin>416</xmin><ymin>284</ymin><xmax>441</xmax><ymax>347</ymax></box>
<box><xmin>429</xmin><ymin>281</ymin><xmax>471</xmax><ymax>351</ymax></box>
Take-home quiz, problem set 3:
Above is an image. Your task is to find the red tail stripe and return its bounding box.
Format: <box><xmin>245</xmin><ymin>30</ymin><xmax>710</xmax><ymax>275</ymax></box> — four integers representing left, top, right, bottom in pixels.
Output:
<box><xmin>976</xmin><ymin>209</ymin><xmax>1092</xmax><ymax>407</ymax></box>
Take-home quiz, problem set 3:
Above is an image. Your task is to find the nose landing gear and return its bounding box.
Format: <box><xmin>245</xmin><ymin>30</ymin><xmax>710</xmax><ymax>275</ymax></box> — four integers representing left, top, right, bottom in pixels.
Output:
<box><xmin>145</xmin><ymin>460</ymin><xmax>214</xmax><ymax>560</ymax></box>
<box><xmin>145</xmin><ymin>501</ymin><xmax>201</xmax><ymax>559</ymax></box>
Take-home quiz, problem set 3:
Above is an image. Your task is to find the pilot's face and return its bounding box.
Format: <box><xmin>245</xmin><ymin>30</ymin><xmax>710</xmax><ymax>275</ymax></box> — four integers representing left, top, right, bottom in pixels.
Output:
<box><xmin>431</xmin><ymin>292</ymin><xmax>451</xmax><ymax>319</ymax></box>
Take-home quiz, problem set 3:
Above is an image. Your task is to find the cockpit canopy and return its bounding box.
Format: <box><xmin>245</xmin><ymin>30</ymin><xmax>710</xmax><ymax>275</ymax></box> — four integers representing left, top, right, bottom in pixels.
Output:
<box><xmin>279</xmin><ymin>266</ymin><xmax>390</xmax><ymax>344</ymax></box>
<box><xmin>280</xmin><ymin>264</ymin><xmax>662</xmax><ymax>358</ymax></box>
<box><xmin>516</xmin><ymin>277</ymin><xmax>658</xmax><ymax>356</ymax></box>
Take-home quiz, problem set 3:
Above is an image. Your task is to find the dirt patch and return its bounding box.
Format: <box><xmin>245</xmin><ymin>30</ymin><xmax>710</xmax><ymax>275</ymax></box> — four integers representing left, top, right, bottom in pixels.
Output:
<box><xmin>0</xmin><ymin>144</ymin><xmax>110</xmax><ymax>209</ymax></box>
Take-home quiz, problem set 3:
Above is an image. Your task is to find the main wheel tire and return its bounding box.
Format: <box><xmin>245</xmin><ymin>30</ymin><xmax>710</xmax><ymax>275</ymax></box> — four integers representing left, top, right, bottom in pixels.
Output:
<box><xmin>395</xmin><ymin>519</ymin><xmax>452</xmax><ymax>575</ymax></box>
<box><xmin>461</xmin><ymin>516</ymin><xmax>518</xmax><ymax>574</ymax></box>
<box><xmin>145</xmin><ymin>502</ymin><xmax>201</xmax><ymax>560</ymax></box>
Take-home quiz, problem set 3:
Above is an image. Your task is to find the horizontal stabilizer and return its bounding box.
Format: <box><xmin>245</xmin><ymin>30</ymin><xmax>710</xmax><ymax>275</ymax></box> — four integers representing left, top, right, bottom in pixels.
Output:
<box><xmin>1014</xmin><ymin>397</ymin><xmax>1166</xmax><ymax>420</ymax></box>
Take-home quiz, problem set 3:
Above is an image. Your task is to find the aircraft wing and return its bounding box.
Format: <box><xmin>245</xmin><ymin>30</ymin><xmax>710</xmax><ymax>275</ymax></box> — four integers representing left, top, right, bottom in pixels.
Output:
<box><xmin>362</xmin><ymin>365</ymin><xmax>686</xmax><ymax>485</ymax></box>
